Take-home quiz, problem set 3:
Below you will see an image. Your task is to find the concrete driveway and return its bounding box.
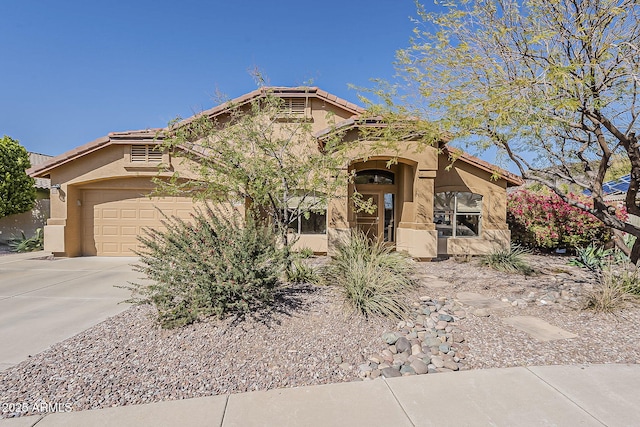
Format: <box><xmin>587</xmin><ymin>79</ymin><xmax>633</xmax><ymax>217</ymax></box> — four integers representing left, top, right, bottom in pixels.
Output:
<box><xmin>0</xmin><ymin>252</ymin><xmax>140</xmax><ymax>371</ymax></box>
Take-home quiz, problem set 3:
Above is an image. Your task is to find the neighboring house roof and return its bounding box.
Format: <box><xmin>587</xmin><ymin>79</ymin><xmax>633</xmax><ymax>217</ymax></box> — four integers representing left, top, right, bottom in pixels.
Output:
<box><xmin>603</xmin><ymin>174</ymin><xmax>630</xmax><ymax>195</ymax></box>
<box><xmin>28</xmin><ymin>152</ymin><xmax>53</xmax><ymax>189</ymax></box>
<box><xmin>27</xmin><ymin>86</ymin><xmax>522</xmax><ymax>188</ymax></box>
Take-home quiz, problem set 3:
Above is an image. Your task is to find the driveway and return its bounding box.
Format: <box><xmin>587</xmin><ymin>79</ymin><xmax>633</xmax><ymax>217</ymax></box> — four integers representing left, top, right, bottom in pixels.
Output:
<box><xmin>0</xmin><ymin>252</ymin><xmax>139</xmax><ymax>371</ymax></box>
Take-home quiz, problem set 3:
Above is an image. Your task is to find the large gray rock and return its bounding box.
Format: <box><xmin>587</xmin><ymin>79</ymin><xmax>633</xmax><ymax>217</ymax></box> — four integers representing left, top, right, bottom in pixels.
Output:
<box><xmin>410</xmin><ymin>359</ymin><xmax>429</xmax><ymax>374</ymax></box>
<box><xmin>395</xmin><ymin>337</ymin><xmax>411</xmax><ymax>353</ymax></box>
<box><xmin>381</xmin><ymin>367</ymin><xmax>402</xmax><ymax>378</ymax></box>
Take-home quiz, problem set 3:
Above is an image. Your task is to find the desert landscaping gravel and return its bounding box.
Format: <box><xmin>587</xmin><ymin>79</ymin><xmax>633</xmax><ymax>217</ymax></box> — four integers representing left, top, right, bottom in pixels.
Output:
<box><xmin>1</xmin><ymin>254</ymin><xmax>639</xmax><ymax>418</ymax></box>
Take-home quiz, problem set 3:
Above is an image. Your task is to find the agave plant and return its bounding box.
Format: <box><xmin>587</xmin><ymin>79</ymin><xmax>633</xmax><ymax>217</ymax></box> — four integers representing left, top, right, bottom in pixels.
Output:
<box><xmin>568</xmin><ymin>244</ymin><xmax>613</xmax><ymax>271</ymax></box>
<box><xmin>8</xmin><ymin>228</ymin><xmax>44</xmax><ymax>252</ymax></box>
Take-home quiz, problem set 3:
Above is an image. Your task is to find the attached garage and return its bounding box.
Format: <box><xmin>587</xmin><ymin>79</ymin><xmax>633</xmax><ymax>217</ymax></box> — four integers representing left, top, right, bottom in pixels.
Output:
<box><xmin>81</xmin><ymin>189</ymin><xmax>196</xmax><ymax>256</ymax></box>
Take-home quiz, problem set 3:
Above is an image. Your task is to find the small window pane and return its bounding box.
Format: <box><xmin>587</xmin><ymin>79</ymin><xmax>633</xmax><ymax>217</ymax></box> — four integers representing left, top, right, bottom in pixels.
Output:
<box><xmin>435</xmin><ymin>212</ymin><xmax>454</xmax><ymax>237</ymax></box>
<box><xmin>300</xmin><ymin>211</ymin><xmax>326</xmax><ymax>234</ymax></box>
<box><xmin>456</xmin><ymin>193</ymin><xmax>482</xmax><ymax>212</ymax></box>
<box><xmin>434</xmin><ymin>192</ymin><xmax>455</xmax><ymax>210</ymax></box>
<box><xmin>456</xmin><ymin>214</ymin><xmax>480</xmax><ymax>237</ymax></box>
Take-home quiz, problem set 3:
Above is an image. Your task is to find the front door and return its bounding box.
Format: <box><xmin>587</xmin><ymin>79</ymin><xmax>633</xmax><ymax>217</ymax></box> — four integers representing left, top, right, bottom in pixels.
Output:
<box><xmin>356</xmin><ymin>192</ymin><xmax>395</xmax><ymax>243</ymax></box>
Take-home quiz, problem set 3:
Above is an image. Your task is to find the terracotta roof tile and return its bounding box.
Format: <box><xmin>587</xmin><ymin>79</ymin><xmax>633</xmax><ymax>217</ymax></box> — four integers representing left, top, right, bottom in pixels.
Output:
<box><xmin>444</xmin><ymin>147</ymin><xmax>523</xmax><ymax>187</ymax></box>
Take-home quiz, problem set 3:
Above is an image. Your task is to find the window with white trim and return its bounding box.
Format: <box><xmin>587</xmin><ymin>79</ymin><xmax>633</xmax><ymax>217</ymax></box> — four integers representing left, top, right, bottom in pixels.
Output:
<box><xmin>434</xmin><ymin>192</ymin><xmax>482</xmax><ymax>237</ymax></box>
<box><xmin>130</xmin><ymin>145</ymin><xmax>163</xmax><ymax>163</ymax></box>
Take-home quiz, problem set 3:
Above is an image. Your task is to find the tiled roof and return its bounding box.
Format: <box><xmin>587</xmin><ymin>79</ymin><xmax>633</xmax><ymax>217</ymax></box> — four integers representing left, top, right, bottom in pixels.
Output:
<box><xmin>27</xmin><ymin>86</ymin><xmax>522</xmax><ymax>187</ymax></box>
<box><xmin>443</xmin><ymin>147</ymin><xmax>523</xmax><ymax>187</ymax></box>
<box><xmin>177</xmin><ymin>86</ymin><xmax>364</xmax><ymax>127</ymax></box>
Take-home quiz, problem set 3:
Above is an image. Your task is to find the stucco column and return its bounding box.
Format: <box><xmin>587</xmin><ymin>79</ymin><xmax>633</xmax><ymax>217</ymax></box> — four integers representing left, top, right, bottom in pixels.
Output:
<box><xmin>396</xmin><ymin>169</ymin><xmax>438</xmax><ymax>259</ymax></box>
<box><xmin>327</xmin><ymin>168</ymin><xmax>351</xmax><ymax>254</ymax></box>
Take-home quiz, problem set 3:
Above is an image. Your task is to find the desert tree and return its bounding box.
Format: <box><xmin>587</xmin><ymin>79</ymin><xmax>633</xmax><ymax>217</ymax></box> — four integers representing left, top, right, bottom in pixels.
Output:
<box><xmin>374</xmin><ymin>0</ymin><xmax>640</xmax><ymax>261</ymax></box>
<box><xmin>155</xmin><ymin>85</ymin><xmax>352</xmax><ymax>254</ymax></box>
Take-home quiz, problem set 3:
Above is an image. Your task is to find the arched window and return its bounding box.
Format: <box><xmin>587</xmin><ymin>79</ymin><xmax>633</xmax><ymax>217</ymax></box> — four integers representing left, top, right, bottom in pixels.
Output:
<box><xmin>354</xmin><ymin>170</ymin><xmax>394</xmax><ymax>185</ymax></box>
<box><xmin>434</xmin><ymin>192</ymin><xmax>482</xmax><ymax>237</ymax></box>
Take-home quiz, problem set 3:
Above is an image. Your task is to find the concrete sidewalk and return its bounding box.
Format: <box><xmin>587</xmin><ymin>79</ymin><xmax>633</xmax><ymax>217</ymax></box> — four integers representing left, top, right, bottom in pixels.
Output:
<box><xmin>2</xmin><ymin>364</ymin><xmax>638</xmax><ymax>426</ymax></box>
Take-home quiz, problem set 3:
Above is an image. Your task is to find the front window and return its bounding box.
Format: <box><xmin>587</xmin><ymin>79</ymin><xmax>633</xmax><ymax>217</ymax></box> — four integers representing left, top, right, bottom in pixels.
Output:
<box><xmin>434</xmin><ymin>192</ymin><xmax>482</xmax><ymax>237</ymax></box>
<box><xmin>285</xmin><ymin>210</ymin><xmax>327</xmax><ymax>234</ymax></box>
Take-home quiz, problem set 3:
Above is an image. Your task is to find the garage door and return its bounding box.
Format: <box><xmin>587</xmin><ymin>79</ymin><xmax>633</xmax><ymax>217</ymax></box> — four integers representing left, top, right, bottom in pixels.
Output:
<box><xmin>82</xmin><ymin>189</ymin><xmax>197</xmax><ymax>256</ymax></box>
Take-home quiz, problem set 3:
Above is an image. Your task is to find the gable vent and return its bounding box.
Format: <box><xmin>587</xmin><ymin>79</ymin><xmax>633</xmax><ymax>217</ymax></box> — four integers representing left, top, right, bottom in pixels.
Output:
<box><xmin>281</xmin><ymin>97</ymin><xmax>307</xmax><ymax>115</ymax></box>
<box><xmin>131</xmin><ymin>145</ymin><xmax>163</xmax><ymax>162</ymax></box>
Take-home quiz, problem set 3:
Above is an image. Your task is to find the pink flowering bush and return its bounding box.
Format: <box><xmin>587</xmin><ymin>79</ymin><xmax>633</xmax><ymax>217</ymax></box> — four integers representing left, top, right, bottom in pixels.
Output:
<box><xmin>507</xmin><ymin>189</ymin><xmax>616</xmax><ymax>250</ymax></box>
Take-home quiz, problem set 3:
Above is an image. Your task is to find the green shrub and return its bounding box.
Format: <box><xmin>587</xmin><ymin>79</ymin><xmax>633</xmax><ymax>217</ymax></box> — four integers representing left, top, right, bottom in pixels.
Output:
<box><xmin>321</xmin><ymin>231</ymin><xmax>417</xmax><ymax>319</ymax></box>
<box><xmin>8</xmin><ymin>228</ymin><xmax>43</xmax><ymax>252</ymax></box>
<box><xmin>286</xmin><ymin>259</ymin><xmax>318</xmax><ymax>284</ymax></box>
<box><xmin>296</xmin><ymin>247</ymin><xmax>315</xmax><ymax>259</ymax></box>
<box><xmin>128</xmin><ymin>206</ymin><xmax>286</xmax><ymax>328</ymax></box>
<box><xmin>480</xmin><ymin>244</ymin><xmax>533</xmax><ymax>275</ymax></box>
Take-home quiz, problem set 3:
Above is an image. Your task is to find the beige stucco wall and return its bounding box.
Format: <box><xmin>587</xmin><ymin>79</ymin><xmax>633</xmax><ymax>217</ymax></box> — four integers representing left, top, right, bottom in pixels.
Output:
<box><xmin>434</xmin><ymin>153</ymin><xmax>511</xmax><ymax>255</ymax></box>
<box><xmin>44</xmin><ymin>144</ymin><xmax>200</xmax><ymax>256</ymax></box>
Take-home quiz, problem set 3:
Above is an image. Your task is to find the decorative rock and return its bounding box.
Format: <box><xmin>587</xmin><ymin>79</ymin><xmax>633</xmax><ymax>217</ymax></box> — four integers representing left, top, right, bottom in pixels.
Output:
<box><xmin>411</xmin><ymin>344</ymin><xmax>422</xmax><ymax>356</ymax></box>
<box><xmin>424</xmin><ymin>337</ymin><xmax>442</xmax><ymax>348</ymax></box>
<box><xmin>359</xmin><ymin>363</ymin><xmax>373</xmax><ymax>372</ymax></box>
<box><xmin>439</xmin><ymin>344</ymin><xmax>450</xmax><ymax>353</ymax></box>
<box><xmin>338</xmin><ymin>363</ymin><xmax>351</xmax><ymax>370</ymax></box>
<box><xmin>473</xmin><ymin>308</ymin><xmax>490</xmax><ymax>317</ymax></box>
<box><xmin>438</xmin><ymin>314</ymin><xmax>453</xmax><ymax>322</ymax></box>
<box><xmin>395</xmin><ymin>337</ymin><xmax>411</xmax><ymax>353</ymax></box>
<box><xmin>431</xmin><ymin>356</ymin><xmax>445</xmax><ymax>368</ymax></box>
<box><xmin>410</xmin><ymin>359</ymin><xmax>428</xmax><ymax>374</ymax></box>
<box><xmin>382</xmin><ymin>332</ymin><xmax>399</xmax><ymax>345</ymax></box>
<box><xmin>443</xmin><ymin>360</ymin><xmax>459</xmax><ymax>371</ymax></box>
<box><xmin>400</xmin><ymin>364</ymin><xmax>416</xmax><ymax>375</ymax></box>
<box><xmin>368</xmin><ymin>354</ymin><xmax>384</xmax><ymax>364</ymax></box>
<box><xmin>381</xmin><ymin>367</ymin><xmax>402</xmax><ymax>378</ymax></box>
<box><xmin>454</xmin><ymin>310</ymin><xmax>466</xmax><ymax>319</ymax></box>
<box><xmin>394</xmin><ymin>352</ymin><xmax>409</xmax><ymax>363</ymax></box>
<box><xmin>334</xmin><ymin>356</ymin><xmax>343</xmax><ymax>364</ymax></box>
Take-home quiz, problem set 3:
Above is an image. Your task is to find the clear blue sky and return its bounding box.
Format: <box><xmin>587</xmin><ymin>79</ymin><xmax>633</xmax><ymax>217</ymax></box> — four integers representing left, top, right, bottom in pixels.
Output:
<box><xmin>2</xmin><ymin>0</ymin><xmax>429</xmax><ymax>157</ymax></box>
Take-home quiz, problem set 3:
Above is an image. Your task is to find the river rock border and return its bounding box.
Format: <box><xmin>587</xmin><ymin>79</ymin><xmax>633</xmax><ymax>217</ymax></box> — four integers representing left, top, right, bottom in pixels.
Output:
<box><xmin>358</xmin><ymin>296</ymin><xmax>468</xmax><ymax>379</ymax></box>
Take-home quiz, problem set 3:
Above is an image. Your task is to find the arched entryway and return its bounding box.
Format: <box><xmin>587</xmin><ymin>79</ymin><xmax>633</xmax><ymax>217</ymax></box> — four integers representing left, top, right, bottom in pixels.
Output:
<box><xmin>353</xmin><ymin>169</ymin><xmax>396</xmax><ymax>243</ymax></box>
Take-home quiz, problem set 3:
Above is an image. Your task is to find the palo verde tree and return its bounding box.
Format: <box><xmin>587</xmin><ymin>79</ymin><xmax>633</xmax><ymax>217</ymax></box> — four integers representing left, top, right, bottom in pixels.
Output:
<box><xmin>155</xmin><ymin>85</ymin><xmax>351</xmax><ymax>254</ymax></box>
<box><xmin>0</xmin><ymin>135</ymin><xmax>36</xmax><ymax>218</ymax></box>
<box><xmin>376</xmin><ymin>0</ymin><xmax>640</xmax><ymax>261</ymax></box>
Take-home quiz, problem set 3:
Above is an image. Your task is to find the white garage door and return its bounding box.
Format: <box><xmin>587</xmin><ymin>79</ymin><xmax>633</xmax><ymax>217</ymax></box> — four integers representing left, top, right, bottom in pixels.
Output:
<box><xmin>82</xmin><ymin>189</ymin><xmax>197</xmax><ymax>256</ymax></box>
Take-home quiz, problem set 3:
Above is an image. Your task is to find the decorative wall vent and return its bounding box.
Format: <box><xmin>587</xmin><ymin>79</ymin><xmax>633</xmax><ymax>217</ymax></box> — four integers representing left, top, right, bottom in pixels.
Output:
<box><xmin>281</xmin><ymin>97</ymin><xmax>308</xmax><ymax>115</ymax></box>
<box><xmin>131</xmin><ymin>145</ymin><xmax>163</xmax><ymax>163</ymax></box>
